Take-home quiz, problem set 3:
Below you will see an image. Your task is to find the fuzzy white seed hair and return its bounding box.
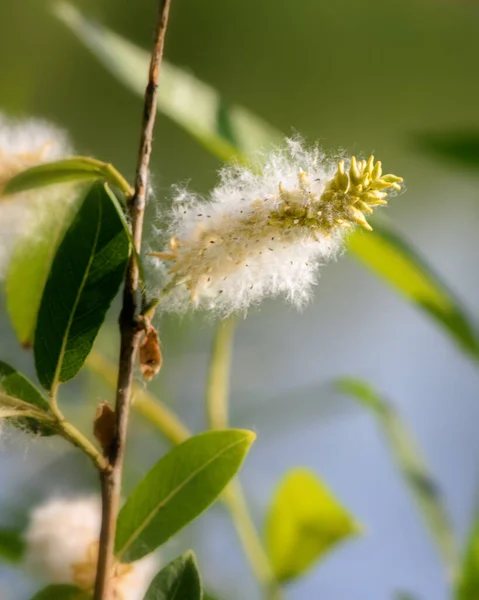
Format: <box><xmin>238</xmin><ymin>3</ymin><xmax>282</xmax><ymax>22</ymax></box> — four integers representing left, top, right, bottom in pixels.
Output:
<box><xmin>0</xmin><ymin>113</ymin><xmax>72</xmax><ymax>279</ymax></box>
<box><xmin>150</xmin><ymin>139</ymin><xmax>402</xmax><ymax>316</ymax></box>
<box><xmin>25</xmin><ymin>496</ymin><xmax>158</xmax><ymax>600</ymax></box>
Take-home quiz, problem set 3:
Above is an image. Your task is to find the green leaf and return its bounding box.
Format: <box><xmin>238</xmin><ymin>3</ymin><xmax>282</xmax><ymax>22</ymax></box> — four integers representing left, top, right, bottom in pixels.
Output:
<box><xmin>337</xmin><ymin>378</ymin><xmax>458</xmax><ymax>579</ymax></box>
<box><xmin>6</xmin><ymin>189</ymin><xmax>80</xmax><ymax>347</ymax></box>
<box><xmin>30</xmin><ymin>585</ymin><xmax>90</xmax><ymax>600</ymax></box>
<box><xmin>265</xmin><ymin>468</ymin><xmax>361</xmax><ymax>582</ymax></box>
<box><xmin>348</xmin><ymin>221</ymin><xmax>479</xmax><ymax>360</ymax></box>
<box><xmin>0</xmin><ymin>527</ymin><xmax>25</xmax><ymax>563</ymax></box>
<box><xmin>0</xmin><ymin>361</ymin><xmax>56</xmax><ymax>435</ymax></box>
<box><xmin>415</xmin><ymin>131</ymin><xmax>479</xmax><ymax>170</ymax></box>
<box><xmin>143</xmin><ymin>551</ymin><xmax>203</xmax><ymax>600</ymax></box>
<box><xmin>55</xmin><ymin>3</ymin><xmax>282</xmax><ymax>163</ymax></box>
<box><xmin>34</xmin><ymin>181</ymin><xmax>129</xmax><ymax>390</ymax></box>
<box><xmin>456</xmin><ymin>498</ymin><xmax>479</xmax><ymax>599</ymax></box>
<box><xmin>3</xmin><ymin>158</ymin><xmax>114</xmax><ymax>196</ymax></box>
<box><xmin>115</xmin><ymin>429</ymin><xmax>255</xmax><ymax>562</ymax></box>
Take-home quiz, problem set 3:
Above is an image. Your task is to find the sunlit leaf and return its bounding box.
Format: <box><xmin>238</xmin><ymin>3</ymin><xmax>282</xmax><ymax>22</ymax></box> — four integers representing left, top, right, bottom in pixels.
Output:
<box><xmin>415</xmin><ymin>131</ymin><xmax>479</xmax><ymax>169</ymax></box>
<box><xmin>0</xmin><ymin>527</ymin><xmax>25</xmax><ymax>563</ymax></box>
<box><xmin>115</xmin><ymin>430</ymin><xmax>255</xmax><ymax>562</ymax></box>
<box><xmin>55</xmin><ymin>3</ymin><xmax>282</xmax><ymax>163</ymax></box>
<box><xmin>34</xmin><ymin>182</ymin><xmax>129</xmax><ymax>390</ymax></box>
<box><xmin>30</xmin><ymin>585</ymin><xmax>90</xmax><ymax>600</ymax></box>
<box><xmin>0</xmin><ymin>361</ymin><xmax>56</xmax><ymax>435</ymax></box>
<box><xmin>337</xmin><ymin>378</ymin><xmax>458</xmax><ymax>579</ymax></box>
<box><xmin>144</xmin><ymin>551</ymin><xmax>202</xmax><ymax>600</ymax></box>
<box><xmin>348</xmin><ymin>222</ymin><xmax>479</xmax><ymax>360</ymax></box>
<box><xmin>6</xmin><ymin>189</ymin><xmax>81</xmax><ymax>347</ymax></box>
<box><xmin>265</xmin><ymin>468</ymin><xmax>360</xmax><ymax>582</ymax></box>
<box><xmin>2</xmin><ymin>157</ymin><xmax>128</xmax><ymax>196</ymax></box>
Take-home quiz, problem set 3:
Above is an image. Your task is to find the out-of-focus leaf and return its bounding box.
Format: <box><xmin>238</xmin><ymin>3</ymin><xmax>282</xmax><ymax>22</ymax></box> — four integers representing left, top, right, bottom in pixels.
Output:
<box><xmin>30</xmin><ymin>585</ymin><xmax>90</xmax><ymax>600</ymax></box>
<box><xmin>265</xmin><ymin>468</ymin><xmax>360</xmax><ymax>582</ymax></box>
<box><xmin>6</xmin><ymin>189</ymin><xmax>81</xmax><ymax>347</ymax></box>
<box><xmin>55</xmin><ymin>3</ymin><xmax>282</xmax><ymax>163</ymax></box>
<box><xmin>34</xmin><ymin>182</ymin><xmax>129</xmax><ymax>390</ymax></box>
<box><xmin>2</xmin><ymin>157</ymin><xmax>128</xmax><ymax>196</ymax></box>
<box><xmin>56</xmin><ymin>5</ymin><xmax>479</xmax><ymax>363</ymax></box>
<box><xmin>348</xmin><ymin>222</ymin><xmax>479</xmax><ymax>360</ymax></box>
<box><xmin>0</xmin><ymin>361</ymin><xmax>56</xmax><ymax>435</ymax></box>
<box><xmin>415</xmin><ymin>131</ymin><xmax>479</xmax><ymax>169</ymax></box>
<box><xmin>337</xmin><ymin>378</ymin><xmax>458</xmax><ymax>579</ymax></box>
<box><xmin>0</xmin><ymin>527</ymin><xmax>25</xmax><ymax>563</ymax></box>
<box><xmin>456</xmin><ymin>498</ymin><xmax>479</xmax><ymax>599</ymax></box>
<box><xmin>115</xmin><ymin>430</ymin><xmax>255</xmax><ymax>562</ymax></box>
<box><xmin>144</xmin><ymin>551</ymin><xmax>202</xmax><ymax>600</ymax></box>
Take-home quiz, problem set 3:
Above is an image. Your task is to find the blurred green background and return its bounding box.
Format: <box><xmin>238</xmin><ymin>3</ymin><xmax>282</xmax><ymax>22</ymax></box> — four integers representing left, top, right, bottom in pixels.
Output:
<box><xmin>2</xmin><ymin>0</ymin><xmax>479</xmax><ymax>599</ymax></box>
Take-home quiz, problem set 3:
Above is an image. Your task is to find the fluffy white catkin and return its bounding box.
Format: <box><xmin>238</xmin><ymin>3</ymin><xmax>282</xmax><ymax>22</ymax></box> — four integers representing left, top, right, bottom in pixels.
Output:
<box><xmin>0</xmin><ymin>113</ymin><xmax>71</xmax><ymax>278</ymax></box>
<box><xmin>25</xmin><ymin>496</ymin><xmax>158</xmax><ymax>600</ymax></box>
<box><xmin>150</xmin><ymin>139</ymin><xmax>403</xmax><ymax>315</ymax></box>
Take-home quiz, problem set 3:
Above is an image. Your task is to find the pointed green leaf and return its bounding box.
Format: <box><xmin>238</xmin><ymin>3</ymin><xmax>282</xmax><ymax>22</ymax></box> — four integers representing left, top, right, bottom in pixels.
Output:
<box><xmin>337</xmin><ymin>378</ymin><xmax>458</xmax><ymax>579</ymax></box>
<box><xmin>144</xmin><ymin>551</ymin><xmax>202</xmax><ymax>600</ymax></box>
<box><xmin>6</xmin><ymin>189</ymin><xmax>81</xmax><ymax>347</ymax></box>
<box><xmin>30</xmin><ymin>585</ymin><xmax>90</xmax><ymax>600</ymax></box>
<box><xmin>456</xmin><ymin>499</ymin><xmax>479</xmax><ymax>599</ymax></box>
<box><xmin>3</xmin><ymin>158</ymin><xmax>109</xmax><ymax>196</ymax></box>
<box><xmin>0</xmin><ymin>361</ymin><xmax>56</xmax><ymax>435</ymax></box>
<box><xmin>0</xmin><ymin>528</ymin><xmax>25</xmax><ymax>563</ymax></box>
<box><xmin>34</xmin><ymin>181</ymin><xmax>129</xmax><ymax>390</ymax></box>
<box><xmin>116</xmin><ymin>429</ymin><xmax>255</xmax><ymax>562</ymax></box>
<box><xmin>55</xmin><ymin>4</ymin><xmax>282</xmax><ymax>163</ymax></box>
<box><xmin>265</xmin><ymin>468</ymin><xmax>360</xmax><ymax>582</ymax></box>
<box><xmin>348</xmin><ymin>222</ymin><xmax>479</xmax><ymax>360</ymax></box>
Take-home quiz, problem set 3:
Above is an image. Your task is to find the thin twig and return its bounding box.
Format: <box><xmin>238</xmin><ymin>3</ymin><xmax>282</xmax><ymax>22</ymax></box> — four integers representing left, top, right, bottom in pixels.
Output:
<box><xmin>93</xmin><ymin>2</ymin><xmax>173</xmax><ymax>598</ymax></box>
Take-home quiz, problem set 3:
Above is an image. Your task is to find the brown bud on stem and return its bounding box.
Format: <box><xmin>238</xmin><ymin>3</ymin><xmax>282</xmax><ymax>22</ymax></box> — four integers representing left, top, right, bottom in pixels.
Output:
<box><xmin>139</xmin><ymin>325</ymin><xmax>163</xmax><ymax>380</ymax></box>
<box><xmin>93</xmin><ymin>402</ymin><xmax>117</xmax><ymax>455</ymax></box>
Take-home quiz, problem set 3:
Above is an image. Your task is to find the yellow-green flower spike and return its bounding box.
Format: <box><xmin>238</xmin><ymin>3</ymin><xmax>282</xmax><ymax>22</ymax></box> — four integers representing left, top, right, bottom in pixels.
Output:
<box><xmin>321</xmin><ymin>156</ymin><xmax>403</xmax><ymax>231</ymax></box>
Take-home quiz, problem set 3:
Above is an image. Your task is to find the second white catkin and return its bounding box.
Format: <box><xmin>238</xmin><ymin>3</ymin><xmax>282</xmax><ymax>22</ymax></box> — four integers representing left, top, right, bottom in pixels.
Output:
<box><xmin>24</xmin><ymin>496</ymin><xmax>158</xmax><ymax>600</ymax></box>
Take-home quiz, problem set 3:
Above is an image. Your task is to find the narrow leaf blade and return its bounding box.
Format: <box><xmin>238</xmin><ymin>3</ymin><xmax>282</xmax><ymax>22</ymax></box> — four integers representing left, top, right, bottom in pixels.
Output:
<box><xmin>34</xmin><ymin>181</ymin><xmax>129</xmax><ymax>390</ymax></box>
<box><xmin>337</xmin><ymin>378</ymin><xmax>458</xmax><ymax>579</ymax></box>
<box><xmin>3</xmin><ymin>158</ymin><xmax>106</xmax><ymax>196</ymax></box>
<box><xmin>115</xmin><ymin>429</ymin><xmax>255</xmax><ymax>562</ymax></box>
<box><xmin>55</xmin><ymin>4</ymin><xmax>282</xmax><ymax>163</ymax></box>
<box><xmin>456</xmin><ymin>499</ymin><xmax>479</xmax><ymax>599</ymax></box>
<box><xmin>144</xmin><ymin>551</ymin><xmax>203</xmax><ymax>600</ymax></box>
<box><xmin>265</xmin><ymin>468</ymin><xmax>360</xmax><ymax>582</ymax></box>
<box><xmin>348</xmin><ymin>222</ymin><xmax>479</xmax><ymax>360</ymax></box>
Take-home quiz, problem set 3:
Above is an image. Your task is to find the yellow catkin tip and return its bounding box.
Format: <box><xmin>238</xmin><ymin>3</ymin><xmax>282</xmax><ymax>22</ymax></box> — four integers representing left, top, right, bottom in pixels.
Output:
<box><xmin>371</xmin><ymin>161</ymin><xmax>382</xmax><ymax>179</ymax></box>
<box><xmin>349</xmin><ymin>156</ymin><xmax>362</xmax><ymax>184</ymax></box>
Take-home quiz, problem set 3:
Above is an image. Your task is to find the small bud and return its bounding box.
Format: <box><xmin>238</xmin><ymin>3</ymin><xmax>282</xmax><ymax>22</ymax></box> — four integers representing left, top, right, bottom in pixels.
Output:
<box><xmin>139</xmin><ymin>326</ymin><xmax>163</xmax><ymax>381</ymax></box>
<box><xmin>93</xmin><ymin>402</ymin><xmax>116</xmax><ymax>455</ymax></box>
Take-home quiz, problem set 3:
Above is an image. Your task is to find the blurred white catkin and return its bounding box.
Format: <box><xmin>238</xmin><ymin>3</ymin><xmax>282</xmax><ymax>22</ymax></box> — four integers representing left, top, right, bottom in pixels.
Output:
<box><xmin>25</xmin><ymin>496</ymin><xmax>158</xmax><ymax>600</ymax></box>
<box><xmin>150</xmin><ymin>139</ymin><xmax>403</xmax><ymax>315</ymax></box>
<box><xmin>0</xmin><ymin>113</ymin><xmax>72</xmax><ymax>278</ymax></box>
